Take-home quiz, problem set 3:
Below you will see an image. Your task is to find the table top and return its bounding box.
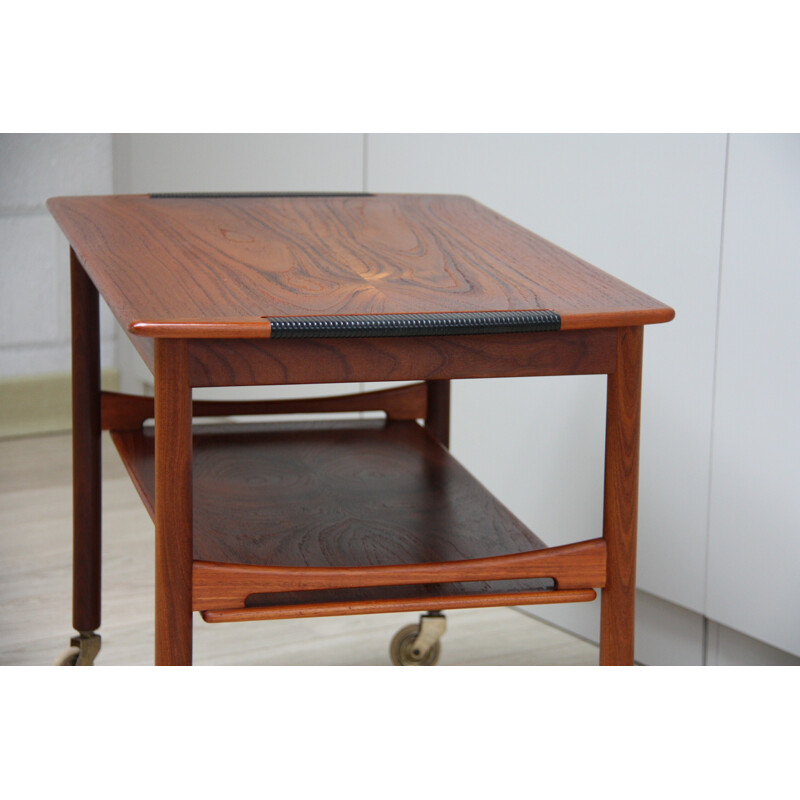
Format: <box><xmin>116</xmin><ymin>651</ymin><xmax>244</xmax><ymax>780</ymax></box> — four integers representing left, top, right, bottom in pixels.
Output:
<box><xmin>48</xmin><ymin>193</ymin><xmax>674</xmax><ymax>338</ymax></box>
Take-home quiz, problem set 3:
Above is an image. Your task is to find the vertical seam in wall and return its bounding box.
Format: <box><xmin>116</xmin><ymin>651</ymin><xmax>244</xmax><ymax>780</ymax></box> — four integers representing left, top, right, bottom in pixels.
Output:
<box><xmin>702</xmin><ymin>133</ymin><xmax>731</xmax><ymax>661</ymax></box>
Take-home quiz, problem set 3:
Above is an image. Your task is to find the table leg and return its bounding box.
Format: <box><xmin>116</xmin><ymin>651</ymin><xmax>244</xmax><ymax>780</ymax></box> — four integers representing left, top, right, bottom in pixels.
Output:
<box><xmin>425</xmin><ymin>379</ymin><xmax>451</xmax><ymax>448</ymax></box>
<box><xmin>154</xmin><ymin>339</ymin><xmax>193</xmax><ymax>665</ymax></box>
<box><xmin>600</xmin><ymin>326</ymin><xmax>643</xmax><ymax>665</ymax></box>
<box><xmin>70</xmin><ymin>249</ymin><xmax>101</xmax><ymax>637</ymax></box>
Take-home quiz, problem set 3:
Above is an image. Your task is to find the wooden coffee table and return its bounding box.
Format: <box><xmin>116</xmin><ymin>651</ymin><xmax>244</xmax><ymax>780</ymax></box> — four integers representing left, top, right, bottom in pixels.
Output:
<box><xmin>48</xmin><ymin>193</ymin><xmax>673</xmax><ymax>666</ymax></box>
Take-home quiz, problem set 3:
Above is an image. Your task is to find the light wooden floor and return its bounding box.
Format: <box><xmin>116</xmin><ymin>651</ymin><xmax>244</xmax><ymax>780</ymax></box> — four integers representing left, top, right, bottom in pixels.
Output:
<box><xmin>0</xmin><ymin>432</ymin><xmax>599</xmax><ymax>666</ymax></box>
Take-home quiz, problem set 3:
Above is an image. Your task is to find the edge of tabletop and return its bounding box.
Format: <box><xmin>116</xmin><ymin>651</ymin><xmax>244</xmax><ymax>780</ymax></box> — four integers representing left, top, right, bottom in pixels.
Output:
<box><xmin>125</xmin><ymin>307</ymin><xmax>675</xmax><ymax>338</ymax></box>
<box><xmin>128</xmin><ymin>319</ymin><xmax>274</xmax><ymax>338</ymax></box>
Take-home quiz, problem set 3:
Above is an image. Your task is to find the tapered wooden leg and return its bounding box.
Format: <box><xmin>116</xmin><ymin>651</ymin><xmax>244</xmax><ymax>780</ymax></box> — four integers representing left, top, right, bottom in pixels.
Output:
<box><xmin>70</xmin><ymin>249</ymin><xmax>102</xmax><ymax>635</ymax></box>
<box><xmin>154</xmin><ymin>339</ymin><xmax>193</xmax><ymax>665</ymax></box>
<box><xmin>425</xmin><ymin>379</ymin><xmax>451</xmax><ymax>448</ymax></box>
<box><xmin>600</xmin><ymin>327</ymin><xmax>643</xmax><ymax>665</ymax></box>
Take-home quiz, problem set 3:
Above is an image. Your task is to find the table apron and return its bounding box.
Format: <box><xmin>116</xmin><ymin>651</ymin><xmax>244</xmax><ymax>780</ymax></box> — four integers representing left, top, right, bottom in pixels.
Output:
<box><xmin>159</xmin><ymin>329</ymin><xmax>620</xmax><ymax>387</ymax></box>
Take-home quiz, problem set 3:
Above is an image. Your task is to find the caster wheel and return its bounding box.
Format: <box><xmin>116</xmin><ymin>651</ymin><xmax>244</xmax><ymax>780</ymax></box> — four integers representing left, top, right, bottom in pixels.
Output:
<box><xmin>54</xmin><ymin>646</ymin><xmax>81</xmax><ymax>666</ymax></box>
<box><xmin>390</xmin><ymin>624</ymin><xmax>441</xmax><ymax>666</ymax></box>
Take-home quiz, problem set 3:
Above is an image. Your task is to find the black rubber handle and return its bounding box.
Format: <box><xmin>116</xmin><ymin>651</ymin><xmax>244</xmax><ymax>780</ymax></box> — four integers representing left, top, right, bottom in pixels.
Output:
<box><xmin>266</xmin><ymin>310</ymin><xmax>561</xmax><ymax>338</ymax></box>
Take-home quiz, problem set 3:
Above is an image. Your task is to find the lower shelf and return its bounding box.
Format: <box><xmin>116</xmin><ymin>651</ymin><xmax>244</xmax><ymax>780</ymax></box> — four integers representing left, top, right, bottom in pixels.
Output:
<box><xmin>111</xmin><ymin>418</ymin><xmax>602</xmax><ymax>618</ymax></box>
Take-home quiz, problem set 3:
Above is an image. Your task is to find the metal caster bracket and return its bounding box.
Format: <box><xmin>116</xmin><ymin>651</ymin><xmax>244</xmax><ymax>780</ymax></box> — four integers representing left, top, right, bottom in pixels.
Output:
<box><xmin>410</xmin><ymin>612</ymin><xmax>447</xmax><ymax>660</ymax></box>
<box><xmin>55</xmin><ymin>632</ymin><xmax>101</xmax><ymax>666</ymax></box>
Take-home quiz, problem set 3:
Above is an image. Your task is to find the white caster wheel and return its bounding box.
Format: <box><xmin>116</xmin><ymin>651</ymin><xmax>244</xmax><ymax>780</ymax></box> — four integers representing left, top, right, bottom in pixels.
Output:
<box><xmin>390</xmin><ymin>624</ymin><xmax>441</xmax><ymax>666</ymax></box>
<box><xmin>389</xmin><ymin>613</ymin><xmax>446</xmax><ymax>666</ymax></box>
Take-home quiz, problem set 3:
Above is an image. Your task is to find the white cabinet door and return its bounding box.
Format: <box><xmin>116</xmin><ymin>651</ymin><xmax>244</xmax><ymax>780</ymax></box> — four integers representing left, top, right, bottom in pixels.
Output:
<box><xmin>706</xmin><ymin>134</ymin><xmax>800</xmax><ymax>656</ymax></box>
<box><xmin>367</xmin><ymin>134</ymin><xmax>726</xmax><ymax>624</ymax></box>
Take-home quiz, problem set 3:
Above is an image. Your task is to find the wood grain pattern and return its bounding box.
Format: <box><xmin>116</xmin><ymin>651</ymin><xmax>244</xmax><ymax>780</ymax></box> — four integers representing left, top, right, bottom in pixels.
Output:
<box><xmin>111</xmin><ymin>419</ymin><xmax>550</xmax><ymax>570</ymax></box>
<box><xmin>192</xmin><ymin>539</ymin><xmax>606</xmax><ymax>611</ymax></box>
<box><xmin>187</xmin><ymin>328</ymin><xmax>618</xmax><ymax>387</ymax></box>
<box><xmin>201</xmin><ymin>589</ymin><xmax>598</xmax><ymax>623</ymax></box>
<box><xmin>47</xmin><ymin>194</ymin><xmax>674</xmax><ymax>337</ymax></box>
<box><xmin>70</xmin><ymin>250</ymin><xmax>102</xmax><ymax>633</ymax></box>
<box><xmin>154</xmin><ymin>339</ymin><xmax>193</xmax><ymax>665</ymax></box>
<box><xmin>100</xmin><ymin>382</ymin><xmax>426</xmax><ymax>431</ymax></box>
<box><xmin>600</xmin><ymin>327</ymin><xmax>643</xmax><ymax>665</ymax></box>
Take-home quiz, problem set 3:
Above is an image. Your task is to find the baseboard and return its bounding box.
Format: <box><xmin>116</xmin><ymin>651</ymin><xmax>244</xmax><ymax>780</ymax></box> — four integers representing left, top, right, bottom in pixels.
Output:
<box><xmin>0</xmin><ymin>369</ymin><xmax>119</xmax><ymax>439</ymax></box>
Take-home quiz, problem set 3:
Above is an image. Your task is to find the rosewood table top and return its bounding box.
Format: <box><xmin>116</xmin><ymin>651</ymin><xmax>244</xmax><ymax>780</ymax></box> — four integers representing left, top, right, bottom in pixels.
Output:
<box><xmin>48</xmin><ymin>193</ymin><xmax>674</xmax><ymax>339</ymax></box>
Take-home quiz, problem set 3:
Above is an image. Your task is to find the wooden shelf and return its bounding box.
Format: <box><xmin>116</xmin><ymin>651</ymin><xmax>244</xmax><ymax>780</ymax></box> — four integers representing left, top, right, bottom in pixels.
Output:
<box><xmin>111</xmin><ymin>419</ymin><xmax>549</xmax><ymax>570</ymax></box>
<box><xmin>110</xmin><ymin>414</ymin><xmax>607</xmax><ymax>621</ymax></box>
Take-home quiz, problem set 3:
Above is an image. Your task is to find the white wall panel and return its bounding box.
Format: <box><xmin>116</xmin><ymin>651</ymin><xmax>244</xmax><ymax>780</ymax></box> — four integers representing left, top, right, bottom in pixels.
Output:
<box><xmin>0</xmin><ymin>216</ymin><xmax>61</xmax><ymax>346</ymax></box>
<box><xmin>367</xmin><ymin>134</ymin><xmax>726</xmax><ymax>622</ymax></box>
<box><xmin>0</xmin><ymin>134</ymin><xmax>115</xmax><ymax>380</ymax></box>
<box><xmin>118</xmin><ymin>133</ymin><xmax>364</xmax><ymax>195</ymax></box>
<box><xmin>706</xmin><ymin>134</ymin><xmax>800</xmax><ymax>656</ymax></box>
<box><xmin>0</xmin><ymin>133</ymin><xmax>112</xmax><ymax>211</ymax></box>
